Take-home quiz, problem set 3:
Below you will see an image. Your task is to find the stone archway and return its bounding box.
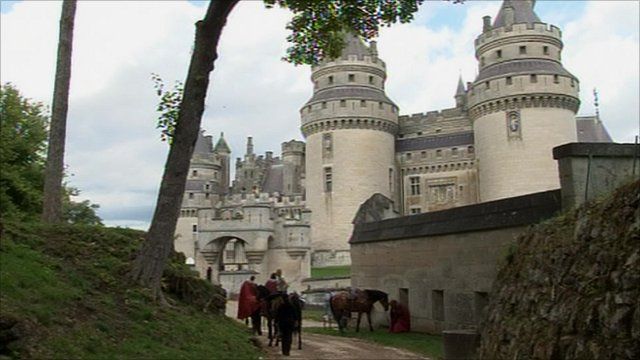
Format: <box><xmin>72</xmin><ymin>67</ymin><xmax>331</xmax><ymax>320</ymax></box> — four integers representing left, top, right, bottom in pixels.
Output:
<box><xmin>202</xmin><ymin>236</ymin><xmax>257</xmax><ymax>297</ymax></box>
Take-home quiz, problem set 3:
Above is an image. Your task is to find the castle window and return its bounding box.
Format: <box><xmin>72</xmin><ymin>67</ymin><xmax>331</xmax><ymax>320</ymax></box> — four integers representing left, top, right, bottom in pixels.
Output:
<box><xmin>432</xmin><ymin>290</ymin><xmax>445</xmax><ymax>321</ymax></box>
<box><xmin>322</xmin><ymin>101</ymin><xmax>327</xmax><ymax>109</ymax></box>
<box><xmin>192</xmin><ymin>170</ymin><xmax>198</xmax><ymax>177</ymax></box>
<box><xmin>188</xmin><ymin>193</ymin><xmax>194</xmax><ymax>199</ymax></box>
<box><xmin>406</xmin><ymin>152</ymin><xmax>412</xmax><ymax>160</ymax></box>
<box><xmin>496</xmin><ymin>49</ymin><xmax>502</xmax><ymax>58</ymax></box>
<box><xmin>417</xmin><ymin>132</ymin><xmax>423</xmax><ymax>136</ymax></box>
<box><xmin>328</xmin><ymin>76</ymin><xmax>333</xmax><ymax>84</ymax></box>
<box><xmin>436</xmin><ymin>149</ymin><xmax>443</xmax><ymax>158</ymax></box>
<box><xmin>519</xmin><ymin>46</ymin><xmax>527</xmax><ymax>54</ymax></box>
<box><xmin>398</xmin><ymin>134</ymin><xmax>404</xmax><ymax>138</ymax></box>
<box><xmin>480</xmin><ymin>57</ymin><xmax>485</xmax><ymax>66</ymax></box>
<box><xmin>205</xmin><ymin>193</ymin><xmax>210</xmax><ymax>199</ymax></box>
<box><xmin>409</xmin><ymin>176</ymin><xmax>421</xmax><ymax>195</ymax></box>
<box><xmin>322</xmin><ymin>133</ymin><xmax>333</xmax><ymax>159</ymax></box>
<box><xmin>485</xmin><ymin>81</ymin><xmax>490</xmax><ymax>89</ymax></box>
<box><xmin>348</xmin><ymin>74</ymin><xmax>355</xmax><ymax>82</ymax></box>
<box><xmin>543</xmin><ymin>46</ymin><xmax>549</xmax><ymax>55</ymax></box>
<box><xmin>530</xmin><ymin>74</ymin><xmax>537</xmax><ymax>83</ymax></box>
<box><xmin>571</xmin><ymin>79</ymin><xmax>575</xmax><ymax>87</ymax></box>
<box><xmin>506</xmin><ymin>76</ymin><xmax>513</xmax><ymax>85</ymax></box>
<box><xmin>435</xmin><ymin>128</ymin><xmax>442</xmax><ymax>133</ymax></box>
<box><xmin>324</xmin><ymin>167</ymin><xmax>332</xmax><ymax>192</ymax></box>
<box><xmin>369</xmin><ymin>75</ymin><xmax>374</xmax><ymax>84</ymax></box>
<box><xmin>421</xmin><ymin>151</ymin><xmax>427</xmax><ymax>159</ymax></box>
<box><xmin>410</xmin><ymin>207</ymin><xmax>421</xmax><ymax>215</ymax></box>
<box><xmin>468</xmin><ymin>145</ymin><xmax>474</xmax><ymax>154</ymax></box>
<box><xmin>554</xmin><ymin>75</ymin><xmax>559</xmax><ymax>84</ymax></box>
<box><xmin>205</xmin><ymin>184</ymin><xmax>210</xmax><ymax>190</ymax></box>
<box><xmin>378</xmin><ymin>102</ymin><xmax>384</xmax><ymax>109</ymax></box>
<box><xmin>360</xmin><ymin>100</ymin><xmax>366</xmax><ymax>107</ymax></box>
<box><xmin>192</xmin><ymin>224</ymin><xmax>198</xmax><ymax>232</ymax></box>
<box><xmin>314</xmin><ymin>81</ymin><xmax>318</xmax><ymax>89</ymax></box>
<box><xmin>340</xmin><ymin>100</ymin><xmax>346</xmax><ymax>107</ymax></box>
<box><xmin>452</xmin><ymin>147</ymin><xmax>459</xmax><ymax>157</ymax></box>
<box><xmin>388</xmin><ymin>168</ymin><xmax>394</xmax><ymax>193</ymax></box>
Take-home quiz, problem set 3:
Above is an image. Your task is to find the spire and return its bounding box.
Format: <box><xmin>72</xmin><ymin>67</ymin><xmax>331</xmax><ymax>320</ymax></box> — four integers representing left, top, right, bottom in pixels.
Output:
<box><xmin>214</xmin><ymin>132</ymin><xmax>231</xmax><ymax>154</ymax></box>
<box><xmin>455</xmin><ymin>75</ymin><xmax>466</xmax><ymax>96</ymax></box>
<box><xmin>493</xmin><ymin>0</ymin><xmax>541</xmax><ymax>28</ymax></box>
<box><xmin>593</xmin><ymin>88</ymin><xmax>601</xmax><ymax>122</ymax></box>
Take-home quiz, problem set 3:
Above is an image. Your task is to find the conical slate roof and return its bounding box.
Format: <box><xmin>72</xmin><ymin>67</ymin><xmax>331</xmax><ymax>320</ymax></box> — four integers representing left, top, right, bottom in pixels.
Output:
<box><xmin>340</xmin><ymin>32</ymin><xmax>373</xmax><ymax>60</ymax></box>
<box><xmin>194</xmin><ymin>130</ymin><xmax>212</xmax><ymax>154</ymax></box>
<box><xmin>455</xmin><ymin>75</ymin><xmax>466</xmax><ymax>96</ymax></box>
<box><xmin>493</xmin><ymin>0</ymin><xmax>541</xmax><ymax>28</ymax></box>
<box><xmin>214</xmin><ymin>132</ymin><xmax>231</xmax><ymax>153</ymax></box>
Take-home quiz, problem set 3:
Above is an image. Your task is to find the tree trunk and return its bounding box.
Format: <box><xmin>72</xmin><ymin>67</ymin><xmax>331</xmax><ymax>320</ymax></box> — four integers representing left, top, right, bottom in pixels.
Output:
<box><xmin>130</xmin><ymin>0</ymin><xmax>239</xmax><ymax>299</ymax></box>
<box><xmin>42</xmin><ymin>0</ymin><xmax>77</xmax><ymax>223</ymax></box>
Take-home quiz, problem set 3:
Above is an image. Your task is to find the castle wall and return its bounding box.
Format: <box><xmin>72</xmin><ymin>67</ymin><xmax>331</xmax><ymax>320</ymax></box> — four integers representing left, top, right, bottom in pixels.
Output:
<box><xmin>350</xmin><ymin>189</ymin><xmax>562</xmax><ymax>333</ymax></box>
<box><xmin>474</xmin><ymin>107</ymin><xmax>577</xmax><ymax>201</ymax></box>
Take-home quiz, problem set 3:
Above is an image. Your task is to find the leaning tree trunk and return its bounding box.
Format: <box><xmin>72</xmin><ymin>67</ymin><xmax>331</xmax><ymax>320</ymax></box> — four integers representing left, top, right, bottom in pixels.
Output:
<box><xmin>42</xmin><ymin>0</ymin><xmax>77</xmax><ymax>223</ymax></box>
<box><xmin>130</xmin><ymin>0</ymin><xmax>239</xmax><ymax>300</ymax></box>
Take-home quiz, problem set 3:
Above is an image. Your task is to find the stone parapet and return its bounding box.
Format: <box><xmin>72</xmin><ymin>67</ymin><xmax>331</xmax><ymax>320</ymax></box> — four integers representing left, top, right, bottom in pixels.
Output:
<box><xmin>468</xmin><ymin>93</ymin><xmax>579</xmax><ymax>121</ymax></box>
<box><xmin>553</xmin><ymin>142</ymin><xmax>640</xmax><ymax>209</ymax></box>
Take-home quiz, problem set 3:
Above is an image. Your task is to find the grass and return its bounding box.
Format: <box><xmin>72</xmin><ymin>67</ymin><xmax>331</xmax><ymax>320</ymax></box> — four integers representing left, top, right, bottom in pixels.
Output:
<box><xmin>310</xmin><ymin>265</ymin><xmax>351</xmax><ymax>278</ymax></box>
<box><xmin>302</xmin><ymin>308</ymin><xmax>328</xmax><ymax>322</ymax></box>
<box><xmin>0</xmin><ymin>221</ymin><xmax>262</xmax><ymax>359</ymax></box>
<box><xmin>306</xmin><ymin>327</ymin><xmax>443</xmax><ymax>359</ymax></box>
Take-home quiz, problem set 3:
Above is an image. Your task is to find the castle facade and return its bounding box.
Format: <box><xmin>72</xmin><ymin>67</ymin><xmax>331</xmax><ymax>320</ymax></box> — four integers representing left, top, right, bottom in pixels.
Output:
<box><xmin>174</xmin><ymin>0</ymin><xmax>611</xmax><ymax>293</ymax></box>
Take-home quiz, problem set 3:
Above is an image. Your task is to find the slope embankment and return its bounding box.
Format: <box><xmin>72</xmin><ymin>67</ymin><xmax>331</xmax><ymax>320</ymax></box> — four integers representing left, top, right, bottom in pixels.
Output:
<box><xmin>0</xmin><ymin>222</ymin><xmax>261</xmax><ymax>359</ymax></box>
<box><xmin>479</xmin><ymin>180</ymin><xmax>639</xmax><ymax>359</ymax></box>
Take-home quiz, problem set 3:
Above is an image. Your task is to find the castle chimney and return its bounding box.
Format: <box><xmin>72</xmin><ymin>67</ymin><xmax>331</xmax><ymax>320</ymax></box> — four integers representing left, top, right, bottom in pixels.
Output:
<box><xmin>246</xmin><ymin>136</ymin><xmax>254</xmax><ymax>155</ymax></box>
<box><xmin>483</xmin><ymin>16</ymin><xmax>492</xmax><ymax>32</ymax></box>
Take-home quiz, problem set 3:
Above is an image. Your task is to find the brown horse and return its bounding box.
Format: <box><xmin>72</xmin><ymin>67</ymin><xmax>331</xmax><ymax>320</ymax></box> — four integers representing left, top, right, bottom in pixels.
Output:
<box><xmin>330</xmin><ymin>289</ymin><xmax>389</xmax><ymax>333</ymax></box>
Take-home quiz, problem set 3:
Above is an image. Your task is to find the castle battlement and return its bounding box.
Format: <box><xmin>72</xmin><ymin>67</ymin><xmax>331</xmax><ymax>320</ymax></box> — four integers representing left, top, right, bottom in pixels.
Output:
<box><xmin>476</xmin><ymin>22</ymin><xmax>562</xmax><ymax>48</ymax></box>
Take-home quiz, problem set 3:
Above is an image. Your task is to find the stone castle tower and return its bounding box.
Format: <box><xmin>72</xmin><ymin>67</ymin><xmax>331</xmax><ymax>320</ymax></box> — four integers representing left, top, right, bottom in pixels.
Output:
<box><xmin>301</xmin><ymin>34</ymin><xmax>399</xmax><ymax>267</ymax></box>
<box><xmin>468</xmin><ymin>0</ymin><xmax>580</xmax><ymax>201</ymax></box>
<box><xmin>174</xmin><ymin>131</ymin><xmax>231</xmax><ymax>262</ymax></box>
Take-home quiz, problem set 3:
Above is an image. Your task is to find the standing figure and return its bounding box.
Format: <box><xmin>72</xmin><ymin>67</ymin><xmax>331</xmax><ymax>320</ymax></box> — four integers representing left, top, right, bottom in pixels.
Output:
<box><xmin>275</xmin><ymin>268</ymin><xmax>289</xmax><ymax>293</ymax></box>
<box><xmin>265</xmin><ymin>273</ymin><xmax>278</xmax><ymax>295</ymax></box>
<box><xmin>237</xmin><ymin>276</ymin><xmax>259</xmax><ymax>321</ymax></box>
<box><xmin>389</xmin><ymin>300</ymin><xmax>411</xmax><ymax>333</ymax></box>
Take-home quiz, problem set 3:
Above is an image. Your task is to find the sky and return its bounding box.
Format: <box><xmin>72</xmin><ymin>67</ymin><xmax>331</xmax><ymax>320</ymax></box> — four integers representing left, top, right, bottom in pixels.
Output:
<box><xmin>1</xmin><ymin>0</ymin><xmax>638</xmax><ymax>229</ymax></box>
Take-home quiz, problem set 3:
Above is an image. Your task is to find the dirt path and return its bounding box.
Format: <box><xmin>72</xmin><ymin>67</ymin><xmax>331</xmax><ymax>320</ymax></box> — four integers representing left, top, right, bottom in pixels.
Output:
<box><xmin>227</xmin><ymin>301</ymin><xmax>428</xmax><ymax>359</ymax></box>
<box><xmin>259</xmin><ymin>332</ymin><xmax>429</xmax><ymax>360</ymax></box>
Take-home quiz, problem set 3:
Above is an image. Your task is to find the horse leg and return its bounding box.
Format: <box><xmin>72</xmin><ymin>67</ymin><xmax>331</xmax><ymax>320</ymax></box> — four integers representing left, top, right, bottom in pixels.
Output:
<box><xmin>356</xmin><ymin>312</ymin><xmax>362</xmax><ymax>333</ymax></box>
<box><xmin>297</xmin><ymin>322</ymin><xmax>302</xmax><ymax>350</ymax></box>
<box><xmin>267</xmin><ymin>317</ymin><xmax>273</xmax><ymax>346</ymax></box>
<box><xmin>367</xmin><ymin>311</ymin><xmax>373</xmax><ymax>332</ymax></box>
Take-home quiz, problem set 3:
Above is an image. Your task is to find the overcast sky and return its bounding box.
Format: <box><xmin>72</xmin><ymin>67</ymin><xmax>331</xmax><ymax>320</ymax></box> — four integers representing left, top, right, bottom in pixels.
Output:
<box><xmin>1</xmin><ymin>0</ymin><xmax>638</xmax><ymax>229</ymax></box>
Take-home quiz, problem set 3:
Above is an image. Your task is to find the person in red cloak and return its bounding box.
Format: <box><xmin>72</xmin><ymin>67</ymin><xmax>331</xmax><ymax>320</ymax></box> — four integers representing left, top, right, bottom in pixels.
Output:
<box><xmin>237</xmin><ymin>276</ymin><xmax>259</xmax><ymax>320</ymax></box>
<box><xmin>389</xmin><ymin>300</ymin><xmax>411</xmax><ymax>333</ymax></box>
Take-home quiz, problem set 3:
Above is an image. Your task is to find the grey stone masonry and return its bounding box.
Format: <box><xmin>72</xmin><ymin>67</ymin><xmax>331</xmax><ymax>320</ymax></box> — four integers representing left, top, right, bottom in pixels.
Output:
<box><xmin>553</xmin><ymin>142</ymin><xmax>640</xmax><ymax>209</ymax></box>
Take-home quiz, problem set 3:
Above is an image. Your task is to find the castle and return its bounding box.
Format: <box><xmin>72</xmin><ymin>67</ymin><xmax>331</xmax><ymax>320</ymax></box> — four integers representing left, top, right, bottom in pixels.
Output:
<box><xmin>174</xmin><ymin>0</ymin><xmax>611</xmax><ymax>294</ymax></box>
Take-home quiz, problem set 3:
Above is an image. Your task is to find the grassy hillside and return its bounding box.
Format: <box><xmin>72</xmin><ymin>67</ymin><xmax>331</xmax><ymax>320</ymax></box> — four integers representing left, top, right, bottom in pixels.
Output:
<box><xmin>0</xmin><ymin>222</ymin><xmax>261</xmax><ymax>359</ymax></box>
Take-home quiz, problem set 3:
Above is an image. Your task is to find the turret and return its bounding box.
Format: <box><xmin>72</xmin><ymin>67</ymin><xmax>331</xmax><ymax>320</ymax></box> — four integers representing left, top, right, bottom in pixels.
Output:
<box><xmin>301</xmin><ymin>32</ymin><xmax>398</xmax><ymax>267</ymax></box>
<box><xmin>214</xmin><ymin>132</ymin><xmax>231</xmax><ymax>194</ymax></box>
<box><xmin>468</xmin><ymin>0</ymin><xmax>579</xmax><ymax>202</ymax></box>
<box><xmin>455</xmin><ymin>75</ymin><xmax>467</xmax><ymax>109</ymax></box>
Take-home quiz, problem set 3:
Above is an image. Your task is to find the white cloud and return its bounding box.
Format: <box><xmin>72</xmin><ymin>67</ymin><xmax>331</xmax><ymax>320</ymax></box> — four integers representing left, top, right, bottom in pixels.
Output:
<box><xmin>1</xmin><ymin>1</ymin><xmax>638</xmax><ymax>229</ymax></box>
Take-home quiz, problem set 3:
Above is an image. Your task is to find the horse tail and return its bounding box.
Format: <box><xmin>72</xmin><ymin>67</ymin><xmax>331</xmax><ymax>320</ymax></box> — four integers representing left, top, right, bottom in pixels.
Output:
<box><xmin>329</xmin><ymin>293</ymin><xmax>340</xmax><ymax>324</ymax></box>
